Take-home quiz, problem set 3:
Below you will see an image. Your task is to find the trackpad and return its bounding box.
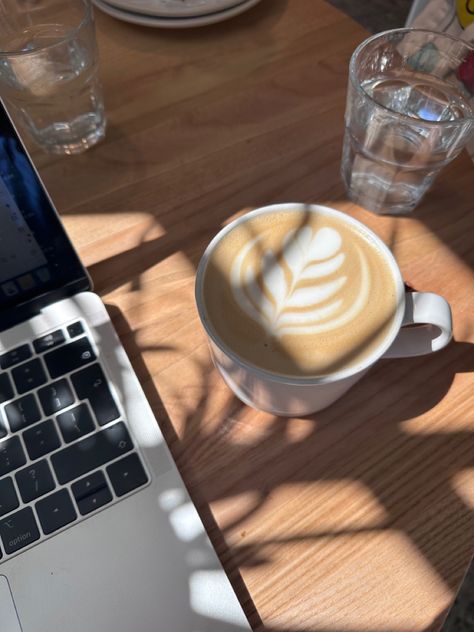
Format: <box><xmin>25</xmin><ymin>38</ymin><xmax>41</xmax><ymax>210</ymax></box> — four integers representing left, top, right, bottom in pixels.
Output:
<box><xmin>0</xmin><ymin>576</ymin><xmax>22</xmax><ymax>632</ymax></box>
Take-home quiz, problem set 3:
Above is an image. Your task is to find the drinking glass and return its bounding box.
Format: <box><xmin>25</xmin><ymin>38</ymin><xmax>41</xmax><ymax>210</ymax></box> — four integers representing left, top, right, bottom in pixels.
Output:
<box><xmin>0</xmin><ymin>0</ymin><xmax>106</xmax><ymax>155</ymax></box>
<box><xmin>341</xmin><ymin>29</ymin><xmax>474</xmax><ymax>215</ymax></box>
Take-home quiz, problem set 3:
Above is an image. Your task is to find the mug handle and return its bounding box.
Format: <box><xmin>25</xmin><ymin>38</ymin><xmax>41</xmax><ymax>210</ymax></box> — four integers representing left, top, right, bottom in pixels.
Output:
<box><xmin>383</xmin><ymin>292</ymin><xmax>453</xmax><ymax>358</ymax></box>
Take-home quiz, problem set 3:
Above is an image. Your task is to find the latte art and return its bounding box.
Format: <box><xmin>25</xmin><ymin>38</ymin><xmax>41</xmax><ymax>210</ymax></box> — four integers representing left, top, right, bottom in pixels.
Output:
<box><xmin>201</xmin><ymin>208</ymin><xmax>398</xmax><ymax>377</ymax></box>
<box><xmin>230</xmin><ymin>226</ymin><xmax>370</xmax><ymax>336</ymax></box>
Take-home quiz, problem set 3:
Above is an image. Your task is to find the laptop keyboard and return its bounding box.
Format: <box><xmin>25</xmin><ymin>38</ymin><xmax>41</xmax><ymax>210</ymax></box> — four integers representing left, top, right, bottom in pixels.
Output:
<box><xmin>0</xmin><ymin>321</ymin><xmax>149</xmax><ymax>560</ymax></box>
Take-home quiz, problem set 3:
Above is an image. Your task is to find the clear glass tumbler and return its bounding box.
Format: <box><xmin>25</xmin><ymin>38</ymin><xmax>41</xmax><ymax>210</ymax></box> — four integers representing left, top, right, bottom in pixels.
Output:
<box><xmin>341</xmin><ymin>29</ymin><xmax>474</xmax><ymax>215</ymax></box>
<box><xmin>0</xmin><ymin>0</ymin><xmax>106</xmax><ymax>155</ymax></box>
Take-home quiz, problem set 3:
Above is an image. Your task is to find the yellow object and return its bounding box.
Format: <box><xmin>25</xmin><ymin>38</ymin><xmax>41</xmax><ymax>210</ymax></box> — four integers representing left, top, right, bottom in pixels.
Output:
<box><xmin>456</xmin><ymin>0</ymin><xmax>474</xmax><ymax>28</ymax></box>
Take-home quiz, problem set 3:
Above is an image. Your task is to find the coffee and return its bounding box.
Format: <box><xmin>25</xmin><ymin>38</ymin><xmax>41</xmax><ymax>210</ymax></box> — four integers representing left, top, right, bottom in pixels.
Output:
<box><xmin>201</xmin><ymin>207</ymin><xmax>398</xmax><ymax>377</ymax></box>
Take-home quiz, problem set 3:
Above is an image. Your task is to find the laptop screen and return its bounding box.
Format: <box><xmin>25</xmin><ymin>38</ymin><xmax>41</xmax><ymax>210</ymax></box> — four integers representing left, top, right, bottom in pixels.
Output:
<box><xmin>0</xmin><ymin>102</ymin><xmax>89</xmax><ymax>325</ymax></box>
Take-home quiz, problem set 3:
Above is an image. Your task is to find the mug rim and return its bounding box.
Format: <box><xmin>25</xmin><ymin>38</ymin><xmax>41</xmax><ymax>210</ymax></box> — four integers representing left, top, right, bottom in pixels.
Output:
<box><xmin>195</xmin><ymin>203</ymin><xmax>406</xmax><ymax>386</ymax></box>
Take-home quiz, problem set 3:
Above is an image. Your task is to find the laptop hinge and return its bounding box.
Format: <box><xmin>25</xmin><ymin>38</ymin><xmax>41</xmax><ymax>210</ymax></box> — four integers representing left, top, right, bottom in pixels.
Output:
<box><xmin>0</xmin><ymin>278</ymin><xmax>90</xmax><ymax>333</ymax></box>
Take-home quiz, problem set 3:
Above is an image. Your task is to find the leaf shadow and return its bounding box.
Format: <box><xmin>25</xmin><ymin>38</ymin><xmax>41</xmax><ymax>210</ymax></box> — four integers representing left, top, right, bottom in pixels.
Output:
<box><xmin>106</xmin><ymin>299</ymin><xmax>474</xmax><ymax>632</ymax></box>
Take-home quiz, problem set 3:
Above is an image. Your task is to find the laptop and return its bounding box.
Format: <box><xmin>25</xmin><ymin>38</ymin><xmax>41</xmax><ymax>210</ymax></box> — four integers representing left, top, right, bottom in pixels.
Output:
<box><xmin>0</xmin><ymin>102</ymin><xmax>252</xmax><ymax>632</ymax></box>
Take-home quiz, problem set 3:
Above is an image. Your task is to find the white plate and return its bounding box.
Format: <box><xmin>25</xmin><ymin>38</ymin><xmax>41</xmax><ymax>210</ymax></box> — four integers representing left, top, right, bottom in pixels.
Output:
<box><xmin>105</xmin><ymin>0</ymin><xmax>244</xmax><ymax>18</ymax></box>
<box><xmin>93</xmin><ymin>0</ymin><xmax>261</xmax><ymax>28</ymax></box>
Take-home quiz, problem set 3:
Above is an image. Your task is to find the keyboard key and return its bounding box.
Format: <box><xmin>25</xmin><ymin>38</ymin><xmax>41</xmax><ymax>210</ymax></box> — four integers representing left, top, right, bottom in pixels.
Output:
<box><xmin>76</xmin><ymin>485</ymin><xmax>112</xmax><ymax>516</ymax></box>
<box><xmin>0</xmin><ymin>345</ymin><xmax>31</xmax><ymax>370</ymax></box>
<box><xmin>36</xmin><ymin>489</ymin><xmax>76</xmax><ymax>535</ymax></box>
<box><xmin>107</xmin><ymin>453</ymin><xmax>148</xmax><ymax>498</ymax></box>
<box><xmin>72</xmin><ymin>471</ymin><xmax>112</xmax><ymax>516</ymax></box>
<box><xmin>22</xmin><ymin>420</ymin><xmax>60</xmax><ymax>461</ymax></box>
<box><xmin>44</xmin><ymin>338</ymin><xmax>96</xmax><ymax>379</ymax></box>
<box><xmin>11</xmin><ymin>358</ymin><xmax>47</xmax><ymax>395</ymax></box>
<box><xmin>0</xmin><ymin>507</ymin><xmax>40</xmax><ymax>554</ymax></box>
<box><xmin>0</xmin><ymin>477</ymin><xmax>19</xmax><ymax>517</ymax></box>
<box><xmin>67</xmin><ymin>322</ymin><xmax>84</xmax><ymax>338</ymax></box>
<box><xmin>38</xmin><ymin>379</ymin><xmax>74</xmax><ymax>416</ymax></box>
<box><xmin>0</xmin><ymin>437</ymin><xmax>26</xmax><ymax>477</ymax></box>
<box><xmin>71</xmin><ymin>364</ymin><xmax>119</xmax><ymax>426</ymax></box>
<box><xmin>0</xmin><ymin>373</ymin><xmax>14</xmax><ymax>404</ymax></box>
<box><xmin>33</xmin><ymin>330</ymin><xmax>65</xmax><ymax>354</ymax></box>
<box><xmin>16</xmin><ymin>460</ymin><xmax>55</xmax><ymax>503</ymax></box>
<box><xmin>56</xmin><ymin>404</ymin><xmax>94</xmax><ymax>443</ymax></box>
<box><xmin>0</xmin><ymin>416</ymin><xmax>6</xmax><ymax>440</ymax></box>
<box><xmin>72</xmin><ymin>470</ymin><xmax>107</xmax><ymax>499</ymax></box>
<box><xmin>51</xmin><ymin>422</ymin><xmax>133</xmax><ymax>485</ymax></box>
<box><xmin>5</xmin><ymin>394</ymin><xmax>41</xmax><ymax>432</ymax></box>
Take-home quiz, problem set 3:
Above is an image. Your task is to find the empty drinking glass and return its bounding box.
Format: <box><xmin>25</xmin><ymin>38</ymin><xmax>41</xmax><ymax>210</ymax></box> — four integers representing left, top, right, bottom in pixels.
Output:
<box><xmin>341</xmin><ymin>29</ymin><xmax>474</xmax><ymax>215</ymax></box>
<box><xmin>0</xmin><ymin>0</ymin><xmax>106</xmax><ymax>154</ymax></box>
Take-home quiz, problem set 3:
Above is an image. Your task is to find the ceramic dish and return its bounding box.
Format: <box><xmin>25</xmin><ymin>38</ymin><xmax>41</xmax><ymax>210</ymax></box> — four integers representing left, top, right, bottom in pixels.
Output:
<box><xmin>93</xmin><ymin>0</ymin><xmax>261</xmax><ymax>27</ymax></box>
<box><xmin>105</xmin><ymin>0</ymin><xmax>246</xmax><ymax>18</ymax></box>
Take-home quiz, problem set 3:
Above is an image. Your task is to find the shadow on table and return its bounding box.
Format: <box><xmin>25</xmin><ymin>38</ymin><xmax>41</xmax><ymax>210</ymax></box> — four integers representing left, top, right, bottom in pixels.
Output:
<box><xmin>106</xmin><ymin>298</ymin><xmax>474</xmax><ymax>632</ymax></box>
<box><xmin>407</xmin><ymin>158</ymin><xmax>474</xmax><ymax>274</ymax></box>
<box><xmin>76</xmin><ymin>123</ymin><xmax>473</xmax><ymax>632</ymax></box>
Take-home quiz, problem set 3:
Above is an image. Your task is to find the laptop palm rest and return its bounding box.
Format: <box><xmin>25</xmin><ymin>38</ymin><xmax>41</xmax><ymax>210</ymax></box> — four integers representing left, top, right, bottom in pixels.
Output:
<box><xmin>0</xmin><ymin>575</ymin><xmax>22</xmax><ymax>632</ymax></box>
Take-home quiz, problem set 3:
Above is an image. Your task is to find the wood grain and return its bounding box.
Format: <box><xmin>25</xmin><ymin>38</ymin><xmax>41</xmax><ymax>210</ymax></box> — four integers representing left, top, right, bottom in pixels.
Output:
<box><xmin>14</xmin><ymin>1</ymin><xmax>474</xmax><ymax>631</ymax></box>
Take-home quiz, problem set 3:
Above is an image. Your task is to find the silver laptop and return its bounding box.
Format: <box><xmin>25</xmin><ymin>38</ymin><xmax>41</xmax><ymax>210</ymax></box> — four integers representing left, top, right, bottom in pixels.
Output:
<box><xmin>0</xmin><ymin>102</ymin><xmax>252</xmax><ymax>632</ymax></box>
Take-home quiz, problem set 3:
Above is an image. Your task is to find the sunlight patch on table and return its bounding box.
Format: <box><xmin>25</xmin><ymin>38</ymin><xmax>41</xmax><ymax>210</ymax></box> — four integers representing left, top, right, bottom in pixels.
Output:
<box><xmin>451</xmin><ymin>469</ymin><xmax>474</xmax><ymax>510</ymax></box>
<box><xmin>65</xmin><ymin>212</ymin><xmax>156</xmax><ymax>249</ymax></box>
<box><xmin>270</xmin><ymin>480</ymin><xmax>389</xmax><ymax>532</ymax></box>
<box><xmin>265</xmin><ymin>531</ymin><xmax>451</xmax><ymax>632</ymax></box>
<box><xmin>285</xmin><ymin>417</ymin><xmax>316</xmax><ymax>443</ymax></box>
<box><xmin>219</xmin><ymin>411</ymin><xmax>281</xmax><ymax>445</ymax></box>
<box><xmin>211</xmin><ymin>490</ymin><xmax>263</xmax><ymax>531</ymax></box>
<box><xmin>400</xmin><ymin>374</ymin><xmax>473</xmax><ymax>433</ymax></box>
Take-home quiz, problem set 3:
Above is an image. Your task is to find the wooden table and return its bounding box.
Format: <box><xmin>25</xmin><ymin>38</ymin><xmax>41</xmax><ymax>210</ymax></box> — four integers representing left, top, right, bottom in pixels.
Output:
<box><xmin>26</xmin><ymin>1</ymin><xmax>474</xmax><ymax>630</ymax></box>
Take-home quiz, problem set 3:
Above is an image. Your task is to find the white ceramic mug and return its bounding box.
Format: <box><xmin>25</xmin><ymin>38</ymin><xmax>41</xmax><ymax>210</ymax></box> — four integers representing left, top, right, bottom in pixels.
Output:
<box><xmin>195</xmin><ymin>204</ymin><xmax>453</xmax><ymax>416</ymax></box>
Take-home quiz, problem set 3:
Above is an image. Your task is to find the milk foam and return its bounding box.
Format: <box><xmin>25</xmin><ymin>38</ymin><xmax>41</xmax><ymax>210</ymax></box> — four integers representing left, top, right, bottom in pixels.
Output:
<box><xmin>202</xmin><ymin>209</ymin><xmax>398</xmax><ymax>377</ymax></box>
<box><xmin>230</xmin><ymin>226</ymin><xmax>370</xmax><ymax>336</ymax></box>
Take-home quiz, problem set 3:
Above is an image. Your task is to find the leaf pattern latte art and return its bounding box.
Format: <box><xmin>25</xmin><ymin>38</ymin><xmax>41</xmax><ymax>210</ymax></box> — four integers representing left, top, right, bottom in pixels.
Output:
<box><xmin>230</xmin><ymin>226</ymin><xmax>370</xmax><ymax>336</ymax></box>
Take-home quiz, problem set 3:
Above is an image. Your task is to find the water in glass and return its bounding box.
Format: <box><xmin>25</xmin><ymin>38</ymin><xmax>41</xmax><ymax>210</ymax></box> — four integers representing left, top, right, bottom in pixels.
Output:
<box><xmin>342</xmin><ymin>71</ymin><xmax>473</xmax><ymax>214</ymax></box>
<box><xmin>1</xmin><ymin>24</ymin><xmax>105</xmax><ymax>154</ymax></box>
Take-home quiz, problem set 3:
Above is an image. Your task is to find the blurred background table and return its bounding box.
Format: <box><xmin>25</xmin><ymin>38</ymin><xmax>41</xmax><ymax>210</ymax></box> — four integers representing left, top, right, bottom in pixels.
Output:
<box><xmin>19</xmin><ymin>0</ymin><xmax>474</xmax><ymax>630</ymax></box>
